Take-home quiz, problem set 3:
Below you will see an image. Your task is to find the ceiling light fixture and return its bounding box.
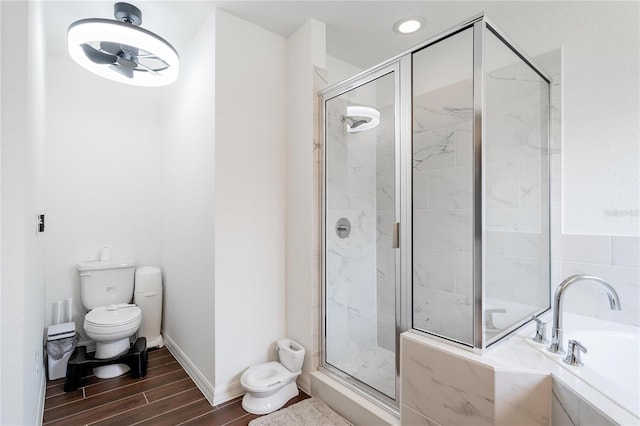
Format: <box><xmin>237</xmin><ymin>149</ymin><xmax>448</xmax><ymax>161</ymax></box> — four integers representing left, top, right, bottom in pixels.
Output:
<box><xmin>67</xmin><ymin>2</ymin><xmax>179</xmax><ymax>87</ymax></box>
<box><xmin>393</xmin><ymin>16</ymin><xmax>425</xmax><ymax>35</ymax></box>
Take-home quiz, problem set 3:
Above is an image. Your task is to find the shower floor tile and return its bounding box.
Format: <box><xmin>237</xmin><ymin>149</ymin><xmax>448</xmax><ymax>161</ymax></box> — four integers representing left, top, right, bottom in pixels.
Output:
<box><xmin>331</xmin><ymin>345</ymin><xmax>396</xmax><ymax>398</ymax></box>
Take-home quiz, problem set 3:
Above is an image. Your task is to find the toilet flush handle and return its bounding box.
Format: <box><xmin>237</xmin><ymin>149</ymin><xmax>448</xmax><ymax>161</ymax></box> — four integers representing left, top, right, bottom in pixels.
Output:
<box><xmin>80</xmin><ymin>272</ymin><xmax>92</xmax><ymax>277</ymax></box>
<box><xmin>107</xmin><ymin>303</ymin><xmax>136</xmax><ymax>311</ymax></box>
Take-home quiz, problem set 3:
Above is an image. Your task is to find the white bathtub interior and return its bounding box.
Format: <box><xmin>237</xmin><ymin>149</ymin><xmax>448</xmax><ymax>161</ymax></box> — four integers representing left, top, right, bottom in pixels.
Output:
<box><xmin>528</xmin><ymin>312</ymin><xmax>640</xmax><ymax>418</ymax></box>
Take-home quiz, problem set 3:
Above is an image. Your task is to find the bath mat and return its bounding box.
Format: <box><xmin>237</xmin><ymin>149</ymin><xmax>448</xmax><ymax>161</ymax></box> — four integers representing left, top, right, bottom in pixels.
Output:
<box><xmin>248</xmin><ymin>397</ymin><xmax>352</xmax><ymax>426</ymax></box>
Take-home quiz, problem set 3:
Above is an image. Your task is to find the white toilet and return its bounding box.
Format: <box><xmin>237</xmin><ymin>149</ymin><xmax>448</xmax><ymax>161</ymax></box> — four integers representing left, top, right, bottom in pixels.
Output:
<box><xmin>77</xmin><ymin>260</ymin><xmax>142</xmax><ymax>379</ymax></box>
<box><xmin>240</xmin><ymin>338</ymin><xmax>305</xmax><ymax>415</ymax></box>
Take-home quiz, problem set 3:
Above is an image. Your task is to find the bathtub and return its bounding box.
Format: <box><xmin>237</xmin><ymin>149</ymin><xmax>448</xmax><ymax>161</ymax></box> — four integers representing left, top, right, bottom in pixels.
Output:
<box><xmin>532</xmin><ymin>312</ymin><xmax>640</xmax><ymax>418</ymax></box>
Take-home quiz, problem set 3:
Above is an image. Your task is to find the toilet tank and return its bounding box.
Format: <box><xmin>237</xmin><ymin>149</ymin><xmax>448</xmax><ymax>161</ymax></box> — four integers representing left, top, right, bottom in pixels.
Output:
<box><xmin>77</xmin><ymin>260</ymin><xmax>136</xmax><ymax>309</ymax></box>
<box><xmin>276</xmin><ymin>338</ymin><xmax>305</xmax><ymax>373</ymax></box>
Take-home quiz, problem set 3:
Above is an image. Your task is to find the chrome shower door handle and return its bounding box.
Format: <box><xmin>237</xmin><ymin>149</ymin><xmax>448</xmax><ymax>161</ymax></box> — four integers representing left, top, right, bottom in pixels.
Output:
<box><xmin>392</xmin><ymin>223</ymin><xmax>400</xmax><ymax>248</ymax></box>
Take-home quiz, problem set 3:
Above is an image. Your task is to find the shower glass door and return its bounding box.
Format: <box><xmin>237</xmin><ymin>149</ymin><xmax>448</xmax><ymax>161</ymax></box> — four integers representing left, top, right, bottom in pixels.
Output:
<box><xmin>323</xmin><ymin>66</ymin><xmax>398</xmax><ymax>402</ymax></box>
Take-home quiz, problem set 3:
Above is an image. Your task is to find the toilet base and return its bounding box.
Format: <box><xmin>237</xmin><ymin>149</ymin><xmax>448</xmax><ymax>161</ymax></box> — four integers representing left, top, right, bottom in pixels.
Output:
<box><xmin>242</xmin><ymin>380</ymin><xmax>299</xmax><ymax>415</ymax></box>
<box><xmin>94</xmin><ymin>363</ymin><xmax>130</xmax><ymax>379</ymax></box>
<box><xmin>64</xmin><ymin>337</ymin><xmax>147</xmax><ymax>392</ymax></box>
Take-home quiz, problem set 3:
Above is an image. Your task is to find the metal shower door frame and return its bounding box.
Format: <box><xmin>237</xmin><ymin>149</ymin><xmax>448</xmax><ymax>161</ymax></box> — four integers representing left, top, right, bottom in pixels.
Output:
<box><xmin>319</xmin><ymin>59</ymin><xmax>405</xmax><ymax>413</ymax></box>
<box><xmin>318</xmin><ymin>12</ymin><xmax>552</xmax><ymax>415</ymax></box>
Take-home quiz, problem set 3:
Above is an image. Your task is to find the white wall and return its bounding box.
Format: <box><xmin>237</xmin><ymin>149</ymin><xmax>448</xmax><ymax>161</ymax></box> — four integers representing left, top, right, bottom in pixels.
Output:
<box><xmin>1</xmin><ymin>2</ymin><xmax>47</xmax><ymax>424</ymax></box>
<box><xmin>44</xmin><ymin>56</ymin><xmax>164</xmax><ymax>335</ymax></box>
<box><xmin>286</xmin><ymin>18</ymin><xmax>326</xmax><ymax>392</ymax></box>
<box><xmin>482</xmin><ymin>2</ymin><xmax>640</xmax><ymax>237</ymax></box>
<box><xmin>43</xmin><ymin>4</ymin><xmax>218</xmax><ymax>403</ymax></box>
<box><xmin>161</xmin><ymin>9</ymin><xmax>216</xmax><ymax>394</ymax></box>
<box><xmin>326</xmin><ymin>55</ymin><xmax>359</xmax><ymax>86</ymax></box>
<box><xmin>213</xmin><ymin>9</ymin><xmax>287</xmax><ymax>398</ymax></box>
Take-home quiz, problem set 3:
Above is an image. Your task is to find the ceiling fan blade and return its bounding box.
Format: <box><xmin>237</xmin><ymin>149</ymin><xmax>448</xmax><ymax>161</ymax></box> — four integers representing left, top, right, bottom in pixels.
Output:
<box><xmin>81</xmin><ymin>43</ymin><xmax>117</xmax><ymax>65</ymax></box>
<box><xmin>100</xmin><ymin>41</ymin><xmax>122</xmax><ymax>55</ymax></box>
<box><xmin>109</xmin><ymin>65</ymin><xmax>134</xmax><ymax>79</ymax></box>
<box><xmin>116</xmin><ymin>56</ymin><xmax>138</xmax><ymax>70</ymax></box>
<box><xmin>120</xmin><ymin>43</ymin><xmax>139</xmax><ymax>57</ymax></box>
<box><xmin>136</xmin><ymin>60</ymin><xmax>160</xmax><ymax>76</ymax></box>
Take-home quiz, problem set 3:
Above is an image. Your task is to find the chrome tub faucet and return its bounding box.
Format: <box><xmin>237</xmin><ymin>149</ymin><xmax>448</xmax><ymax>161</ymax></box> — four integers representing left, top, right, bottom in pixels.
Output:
<box><xmin>548</xmin><ymin>274</ymin><xmax>621</xmax><ymax>354</ymax></box>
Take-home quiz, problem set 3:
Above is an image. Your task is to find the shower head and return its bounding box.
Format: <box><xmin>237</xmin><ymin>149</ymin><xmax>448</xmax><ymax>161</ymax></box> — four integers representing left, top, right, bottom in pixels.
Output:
<box><xmin>341</xmin><ymin>116</ymin><xmax>372</xmax><ymax>130</ymax></box>
<box><xmin>340</xmin><ymin>106</ymin><xmax>380</xmax><ymax>133</ymax></box>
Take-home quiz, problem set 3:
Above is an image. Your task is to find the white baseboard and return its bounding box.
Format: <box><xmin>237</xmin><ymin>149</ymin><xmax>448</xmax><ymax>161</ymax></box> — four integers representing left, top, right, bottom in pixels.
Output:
<box><xmin>37</xmin><ymin>371</ymin><xmax>46</xmax><ymax>426</ymax></box>
<box><xmin>162</xmin><ymin>331</ymin><xmax>217</xmax><ymax>406</ymax></box>
<box><xmin>212</xmin><ymin>380</ymin><xmax>244</xmax><ymax>406</ymax></box>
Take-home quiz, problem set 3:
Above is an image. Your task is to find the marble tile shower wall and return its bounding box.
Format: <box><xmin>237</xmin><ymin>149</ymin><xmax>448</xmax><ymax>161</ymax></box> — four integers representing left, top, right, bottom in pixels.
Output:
<box><xmin>325</xmin><ymin>96</ymin><xmax>379</xmax><ymax>362</ymax></box>
<box><xmin>412</xmin><ymin>51</ymin><xmax>552</xmax><ymax>343</ymax></box>
<box><xmin>411</xmin><ymin>62</ymin><xmax>477</xmax><ymax>342</ymax></box>
<box><xmin>484</xmin><ymin>59</ymin><xmax>549</xmax><ymax>312</ymax></box>
<box><xmin>412</xmin><ymin>110</ymin><xmax>474</xmax><ymax>343</ymax></box>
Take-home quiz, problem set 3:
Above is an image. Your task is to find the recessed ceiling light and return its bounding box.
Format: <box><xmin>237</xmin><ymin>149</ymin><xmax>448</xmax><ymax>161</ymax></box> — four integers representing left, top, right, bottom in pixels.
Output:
<box><xmin>393</xmin><ymin>16</ymin><xmax>425</xmax><ymax>35</ymax></box>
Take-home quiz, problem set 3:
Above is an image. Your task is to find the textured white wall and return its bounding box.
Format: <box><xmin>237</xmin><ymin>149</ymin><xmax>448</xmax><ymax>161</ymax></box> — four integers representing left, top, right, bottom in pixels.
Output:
<box><xmin>0</xmin><ymin>2</ymin><xmax>47</xmax><ymax>424</ymax></box>
<box><xmin>214</xmin><ymin>9</ymin><xmax>287</xmax><ymax>393</ymax></box>
<box><xmin>161</xmin><ymin>10</ymin><xmax>216</xmax><ymax>389</ymax></box>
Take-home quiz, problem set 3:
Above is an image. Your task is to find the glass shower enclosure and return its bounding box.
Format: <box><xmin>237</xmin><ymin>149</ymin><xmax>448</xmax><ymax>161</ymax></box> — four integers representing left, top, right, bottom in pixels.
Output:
<box><xmin>320</xmin><ymin>14</ymin><xmax>551</xmax><ymax>411</ymax></box>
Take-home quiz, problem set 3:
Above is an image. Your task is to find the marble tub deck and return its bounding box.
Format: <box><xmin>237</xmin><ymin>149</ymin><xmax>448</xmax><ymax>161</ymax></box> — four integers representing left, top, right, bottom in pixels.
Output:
<box><xmin>400</xmin><ymin>311</ymin><xmax>638</xmax><ymax>426</ymax></box>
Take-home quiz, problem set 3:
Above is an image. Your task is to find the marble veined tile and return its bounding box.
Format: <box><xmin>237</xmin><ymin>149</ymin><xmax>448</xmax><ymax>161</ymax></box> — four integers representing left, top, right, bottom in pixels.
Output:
<box><xmin>428</xmin><ymin>166</ymin><xmax>472</xmax><ymax>209</ymax></box>
<box><xmin>413</xmin><ymin>209</ymin><xmax>472</xmax><ymax>252</ymax></box>
<box><xmin>551</xmin><ymin>378</ymin><xmax>615</xmax><ymax>426</ymax></box>
<box><xmin>330</xmin><ymin>345</ymin><xmax>396</xmax><ymax>399</ymax></box>
<box><xmin>402</xmin><ymin>336</ymin><xmax>494</xmax><ymax>426</ymax></box>
<box><xmin>494</xmin><ymin>370</ymin><xmax>550</xmax><ymax>426</ymax></box>
<box><xmin>401</xmin><ymin>404</ymin><xmax>442</xmax><ymax>426</ymax></box>
<box><xmin>413</xmin><ymin>128</ymin><xmax>456</xmax><ymax>172</ymax></box>
<box><xmin>413</xmin><ymin>247</ymin><xmax>455</xmax><ymax>292</ymax></box>
<box><xmin>424</xmin><ymin>288</ymin><xmax>473</xmax><ymax>343</ymax></box>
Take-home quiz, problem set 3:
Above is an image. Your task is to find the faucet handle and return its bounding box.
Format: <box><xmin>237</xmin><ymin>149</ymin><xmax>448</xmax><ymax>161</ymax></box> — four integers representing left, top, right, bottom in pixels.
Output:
<box><xmin>563</xmin><ymin>340</ymin><xmax>587</xmax><ymax>367</ymax></box>
<box><xmin>484</xmin><ymin>308</ymin><xmax>506</xmax><ymax>329</ymax></box>
<box><xmin>531</xmin><ymin>315</ymin><xmax>548</xmax><ymax>343</ymax></box>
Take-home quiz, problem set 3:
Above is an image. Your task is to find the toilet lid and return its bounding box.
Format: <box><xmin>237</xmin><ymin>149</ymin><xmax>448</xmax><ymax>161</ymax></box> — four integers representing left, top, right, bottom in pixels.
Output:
<box><xmin>242</xmin><ymin>362</ymin><xmax>293</xmax><ymax>390</ymax></box>
<box><xmin>85</xmin><ymin>306</ymin><xmax>141</xmax><ymax>327</ymax></box>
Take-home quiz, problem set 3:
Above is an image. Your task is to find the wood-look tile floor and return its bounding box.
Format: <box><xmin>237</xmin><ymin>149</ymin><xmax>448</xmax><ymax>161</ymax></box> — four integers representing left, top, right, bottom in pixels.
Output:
<box><xmin>43</xmin><ymin>347</ymin><xmax>310</xmax><ymax>425</ymax></box>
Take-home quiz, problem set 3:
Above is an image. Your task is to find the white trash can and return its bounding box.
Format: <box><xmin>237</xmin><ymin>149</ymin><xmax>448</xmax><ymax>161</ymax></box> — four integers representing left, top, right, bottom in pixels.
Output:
<box><xmin>46</xmin><ymin>322</ymin><xmax>77</xmax><ymax>380</ymax></box>
<box><xmin>134</xmin><ymin>266</ymin><xmax>164</xmax><ymax>349</ymax></box>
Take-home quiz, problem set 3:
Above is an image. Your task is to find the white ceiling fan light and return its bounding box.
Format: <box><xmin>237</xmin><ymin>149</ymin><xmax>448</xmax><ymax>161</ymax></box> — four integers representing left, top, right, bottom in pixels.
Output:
<box><xmin>67</xmin><ymin>2</ymin><xmax>179</xmax><ymax>87</ymax></box>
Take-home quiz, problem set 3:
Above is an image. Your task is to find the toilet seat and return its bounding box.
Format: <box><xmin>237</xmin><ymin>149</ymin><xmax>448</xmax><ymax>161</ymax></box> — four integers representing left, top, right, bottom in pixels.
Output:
<box><xmin>84</xmin><ymin>306</ymin><xmax>141</xmax><ymax>338</ymax></box>
<box><xmin>240</xmin><ymin>362</ymin><xmax>297</xmax><ymax>392</ymax></box>
<box><xmin>86</xmin><ymin>306</ymin><xmax>141</xmax><ymax>326</ymax></box>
